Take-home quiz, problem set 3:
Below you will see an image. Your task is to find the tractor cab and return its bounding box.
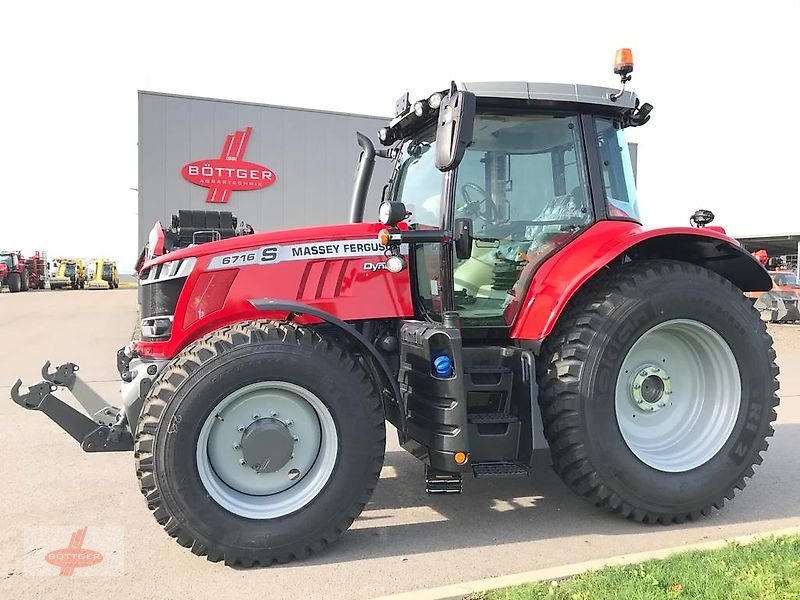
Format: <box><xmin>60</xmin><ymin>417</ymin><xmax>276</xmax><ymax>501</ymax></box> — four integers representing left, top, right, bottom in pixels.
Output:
<box><xmin>375</xmin><ymin>80</ymin><xmax>650</xmax><ymax>330</ymax></box>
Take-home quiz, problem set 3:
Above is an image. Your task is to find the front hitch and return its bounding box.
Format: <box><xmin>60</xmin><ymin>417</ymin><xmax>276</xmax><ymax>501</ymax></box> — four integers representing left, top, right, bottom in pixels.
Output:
<box><xmin>11</xmin><ymin>362</ymin><xmax>133</xmax><ymax>453</ymax></box>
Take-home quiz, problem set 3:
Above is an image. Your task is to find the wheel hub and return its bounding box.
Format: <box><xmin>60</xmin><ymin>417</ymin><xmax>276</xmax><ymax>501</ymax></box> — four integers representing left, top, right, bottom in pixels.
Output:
<box><xmin>197</xmin><ymin>381</ymin><xmax>338</xmax><ymax>518</ymax></box>
<box><xmin>631</xmin><ymin>365</ymin><xmax>672</xmax><ymax>413</ymax></box>
<box><xmin>615</xmin><ymin>319</ymin><xmax>742</xmax><ymax>473</ymax></box>
<box><xmin>240</xmin><ymin>418</ymin><xmax>294</xmax><ymax>473</ymax></box>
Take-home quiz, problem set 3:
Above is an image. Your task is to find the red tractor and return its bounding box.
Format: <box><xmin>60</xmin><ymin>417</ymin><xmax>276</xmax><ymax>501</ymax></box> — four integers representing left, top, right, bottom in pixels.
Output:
<box><xmin>12</xmin><ymin>51</ymin><xmax>779</xmax><ymax>567</ymax></box>
<box><xmin>0</xmin><ymin>250</ymin><xmax>30</xmax><ymax>292</ymax></box>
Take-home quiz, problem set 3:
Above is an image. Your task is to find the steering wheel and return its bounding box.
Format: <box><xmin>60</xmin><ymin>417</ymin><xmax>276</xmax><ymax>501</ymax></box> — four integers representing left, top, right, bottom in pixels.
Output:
<box><xmin>459</xmin><ymin>183</ymin><xmax>493</xmax><ymax>221</ymax></box>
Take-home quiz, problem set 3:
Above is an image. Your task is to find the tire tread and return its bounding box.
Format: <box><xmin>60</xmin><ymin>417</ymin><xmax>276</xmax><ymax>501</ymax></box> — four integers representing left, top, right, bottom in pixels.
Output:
<box><xmin>538</xmin><ymin>260</ymin><xmax>780</xmax><ymax>524</ymax></box>
<box><xmin>134</xmin><ymin>319</ymin><xmax>385</xmax><ymax>566</ymax></box>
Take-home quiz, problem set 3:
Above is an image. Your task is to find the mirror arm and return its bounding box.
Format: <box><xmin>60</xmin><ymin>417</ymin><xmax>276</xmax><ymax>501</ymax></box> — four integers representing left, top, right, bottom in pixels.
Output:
<box><xmin>383</xmin><ymin>229</ymin><xmax>452</xmax><ymax>246</ymax></box>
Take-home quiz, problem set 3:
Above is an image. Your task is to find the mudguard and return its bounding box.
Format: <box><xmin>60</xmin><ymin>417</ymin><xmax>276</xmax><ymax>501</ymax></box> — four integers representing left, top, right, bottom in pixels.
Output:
<box><xmin>509</xmin><ymin>220</ymin><xmax>772</xmax><ymax>342</ymax></box>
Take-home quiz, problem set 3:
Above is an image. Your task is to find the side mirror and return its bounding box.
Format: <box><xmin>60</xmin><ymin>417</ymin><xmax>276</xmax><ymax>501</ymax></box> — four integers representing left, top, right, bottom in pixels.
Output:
<box><xmin>435</xmin><ymin>88</ymin><xmax>476</xmax><ymax>172</ymax></box>
<box><xmin>454</xmin><ymin>217</ymin><xmax>472</xmax><ymax>260</ymax></box>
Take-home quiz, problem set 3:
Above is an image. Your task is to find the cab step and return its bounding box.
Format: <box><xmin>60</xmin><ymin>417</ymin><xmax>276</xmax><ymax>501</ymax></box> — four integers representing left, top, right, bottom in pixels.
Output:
<box><xmin>467</xmin><ymin>412</ymin><xmax>519</xmax><ymax>424</ymax></box>
<box><xmin>472</xmin><ymin>460</ymin><xmax>529</xmax><ymax>478</ymax></box>
<box><xmin>425</xmin><ymin>465</ymin><xmax>463</xmax><ymax>494</ymax></box>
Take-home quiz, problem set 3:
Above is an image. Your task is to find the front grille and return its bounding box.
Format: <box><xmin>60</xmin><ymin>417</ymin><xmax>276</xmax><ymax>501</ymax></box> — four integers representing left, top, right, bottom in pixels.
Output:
<box><xmin>140</xmin><ymin>277</ymin><xmax>186</xmax><ymax>319</ymax></box>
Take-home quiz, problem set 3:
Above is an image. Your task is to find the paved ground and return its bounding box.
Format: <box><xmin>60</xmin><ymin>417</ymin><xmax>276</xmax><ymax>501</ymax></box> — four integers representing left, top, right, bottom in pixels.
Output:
<box><xmin>1</xmin><ymin>289</ymin><xmax>798</xmax><ymax>599</ymax></box>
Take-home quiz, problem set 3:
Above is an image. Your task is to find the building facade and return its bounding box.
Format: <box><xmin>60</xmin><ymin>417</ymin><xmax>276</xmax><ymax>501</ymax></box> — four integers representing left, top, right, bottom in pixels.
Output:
<box><xmin>137</xmin><ymin>91</ymin><xmax>390</xmax><ymax>249</ymax></box>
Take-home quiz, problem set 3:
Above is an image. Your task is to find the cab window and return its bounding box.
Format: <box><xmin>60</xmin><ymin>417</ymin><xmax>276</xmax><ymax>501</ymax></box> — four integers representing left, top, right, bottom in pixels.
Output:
<box><xmin>595</xmin><ymin>117</ymin><xmax>640</xmax><ymax>221</ymax></box>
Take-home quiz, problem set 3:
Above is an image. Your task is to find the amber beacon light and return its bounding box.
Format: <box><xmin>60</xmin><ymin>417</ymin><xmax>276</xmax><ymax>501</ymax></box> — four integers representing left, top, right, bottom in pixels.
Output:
<box><xmin>614</xmin><ymin>48</ymin><xmax>634</xmax><ymax>77</ymax></box>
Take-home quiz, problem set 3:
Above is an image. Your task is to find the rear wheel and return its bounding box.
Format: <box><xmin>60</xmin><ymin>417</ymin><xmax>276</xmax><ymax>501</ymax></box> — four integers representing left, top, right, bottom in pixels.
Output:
<box><xmin>7</xmin><ymin>272</ymin><xmax>21</xmax><ymax>292</ymax></box>
<box><xmin>135</xmin><ymin>320</ymin><xmax>385</xmax><ymax>565</ymax></box>
<box><xmin>539</xmin><ymin>260</ymin><xmax>779</xmax><ymax>523</ymax></box>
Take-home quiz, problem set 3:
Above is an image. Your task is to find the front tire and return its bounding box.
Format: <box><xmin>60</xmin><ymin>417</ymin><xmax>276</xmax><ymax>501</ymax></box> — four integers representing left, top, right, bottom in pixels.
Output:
<box><xmin>539</xmin><ymin>260</ymin><xmax>779</xmax><ymax>523</ymax></box>
<box><xmin>20</xmin><ymin>269</ymin><xmax>29</xmax><ymax>291</ymax></box>
<box><xmin>7</xmin><ymin>272</ymin><xmax>21</xmax><ymax>292</ymax></box>
<box><xmin>135</xmin><ymin>320</ymin><xmax>385</xmax><ymax>565</ymax></box>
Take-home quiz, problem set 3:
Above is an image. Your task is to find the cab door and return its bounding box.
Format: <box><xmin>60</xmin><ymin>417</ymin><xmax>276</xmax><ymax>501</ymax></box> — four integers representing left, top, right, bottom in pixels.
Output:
<box><xmin>446</xmin><ymin>112</ymin><xmax>594</xmax><ymax>328</ymax></box>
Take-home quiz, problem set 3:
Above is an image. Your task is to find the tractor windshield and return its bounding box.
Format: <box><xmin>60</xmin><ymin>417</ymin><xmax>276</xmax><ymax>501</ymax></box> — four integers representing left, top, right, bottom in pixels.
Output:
<box><xmin>0</xmin><ymin>253</ymin><xmax>13</xmax><ymax>269</ymax></box>
<box><xmin>394</xmin><ymin>128</ymin><xmax>441</xmax><ymax>228</ymax></box>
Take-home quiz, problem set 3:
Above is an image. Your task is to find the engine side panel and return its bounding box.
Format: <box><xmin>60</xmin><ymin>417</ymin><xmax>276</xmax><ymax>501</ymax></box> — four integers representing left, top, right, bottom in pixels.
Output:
<box><xmin>136</xmin><ymin>222</ymin><xmax>414</xmax><ymax>359</ymax></box>
<box><xmin>509</xmin><ymin>220</ymin><xmax>771</xmax><ymax>342</ymax></box>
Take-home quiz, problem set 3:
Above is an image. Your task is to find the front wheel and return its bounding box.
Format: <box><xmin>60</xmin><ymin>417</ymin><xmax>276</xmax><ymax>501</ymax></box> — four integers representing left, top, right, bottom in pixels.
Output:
<box><xmin>539</xmin><ymin>260</ymin><xmax>779</xmax><ymax>523</ymax></box>
<box><xmin>135</xmin><ymin>321</ymin><xmax>386</xmax><ymax>565</ymax></box>
<box><xmin>7</xmin><ymin>272</ymin><xmax>21</xmax><ymax>292</ymax></box>
<box><xmin>20</xmin><ymin>269</ymin><xmax>29</xmax><ymax>291</ymax></box>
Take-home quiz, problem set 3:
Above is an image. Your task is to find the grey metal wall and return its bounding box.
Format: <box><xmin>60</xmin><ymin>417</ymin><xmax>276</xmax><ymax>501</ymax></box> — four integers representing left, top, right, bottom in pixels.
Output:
<box><xmin>138</xmin><ymin>92</ymin><xmax>390</xmax><ymax>249</ymax></box>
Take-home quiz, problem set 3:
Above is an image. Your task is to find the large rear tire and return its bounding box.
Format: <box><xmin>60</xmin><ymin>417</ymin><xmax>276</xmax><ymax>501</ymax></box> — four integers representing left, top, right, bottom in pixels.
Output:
<box><xmin>134</xmin><ymin>320</ymin><xmax>385</xmax><ymax>565</ymax></box>
<box><xmin>7</xmin><ymin>272</ymin><xmax>21</xmax><ymax>293</ymax></box>
<box><xmin>538</xmin><ymin>260</ymin><xmax>779</xmax><ymax>523</ymax></box>
<box><xmin>20</xmin><ymin>269</ymin><xmax>29</xmax><ymax>291</ymax></box>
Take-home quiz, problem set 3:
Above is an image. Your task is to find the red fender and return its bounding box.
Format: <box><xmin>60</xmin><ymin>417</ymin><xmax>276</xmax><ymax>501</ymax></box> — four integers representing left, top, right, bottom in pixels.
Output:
<box><xmin>509</xmin><ymin>220</ymin><xmax>771</xmax><ymax>343</ymax></box>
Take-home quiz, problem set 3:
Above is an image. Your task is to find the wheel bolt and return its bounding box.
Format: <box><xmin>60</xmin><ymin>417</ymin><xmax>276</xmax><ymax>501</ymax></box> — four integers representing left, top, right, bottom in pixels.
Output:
<box><xmin>237</xmin><ymin>425</ymin><xmax>245</xmax><ymax>432</ymax></box>
<box><xmin>239</xmin><ymin>459</ymin><xmax>246</xmax><ymax>465</ymax></box>
<box><xmin>233</xmin><ymin>442</ymin><xmax>241</xmax><ymax>450</ymax></box>
<box><xmin>634</xmin><ymin>384</ymin><xmax>641</xmax><ymax>389</ymax></box>
<box><xmin>252</xmin><ymin>414</ymin><xmax>260</xmax><ymax>420</ymax></box>
<box><xmin>293</xmin><ymin>435</ymin><xmax>299</xmax><ymax>442</ymax></box>
<box><xmin>271</xmin><ymin>411</ymin><xmax>278</xmax><ymax>417</ymax></box>
<box><xmin>640</xmin><ymin>370</ymin><xmax>648</xmax><ymax>376</ymax></box>
<box><xmin>286</xmin><ymin>420</ymin><xmax>293</xmax><ymax>426</ymax></box>
<box><xmin>658</xmin><ymin>402</ymin><xmax>666</xmax><ymax>407</ymax></box>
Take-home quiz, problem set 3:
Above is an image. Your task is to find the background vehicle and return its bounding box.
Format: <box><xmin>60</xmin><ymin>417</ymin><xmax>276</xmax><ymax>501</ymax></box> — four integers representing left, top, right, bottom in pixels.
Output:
<box><xmin>50</xmin><ymin>258</ymin><xmax>86</xmax><ymax>289</ymax></box>
<box><xmin>12</xmin><ymin>51</ymin><xmax>779</xmax><ymax>567</ymax></box>
<box><xmin>87</xmin><ymin>259</ymin><xmax>119</xmax><ymax>289</ymax></box>
<box><xmin>0</xmin><ymin>250</ymin><xmax>29</xmax><ymax>292</ymax></box>
<box><xmin>25</xmin><ymin>251</ymin><xmax>49</xmax><ymax>289</ymax></box>
<box><xmin>748</xmin><ymin>251</ymin><xmax>799</xmax><ymax>322</ymax></box>
<box><xmin>750</xmin><ymin>270</ymin><xmax>800</xmax><ymax>322</ymax></box>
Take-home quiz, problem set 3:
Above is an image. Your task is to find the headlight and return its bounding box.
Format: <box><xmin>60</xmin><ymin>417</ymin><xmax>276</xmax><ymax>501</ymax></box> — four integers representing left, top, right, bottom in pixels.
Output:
<box><xmin>141</xmin><ymin>316</ymin><xmax>174</xmax><ymax>340</ymax></box>
<box><xmin>386</xmin><ymin>255</ymin><xmax>407</xmax><ymax>273</ymax></box>
<box><xmin>378</xmin><ymin>201</ymin><xmax>407</xmax><ymax>226</ymax></box>
<box><xmin>413</xmin><ymin>101</ymin><xmax>425</xmax><ymax>117</ymax></box>
<box><xmin>427</xmin><ymin>93</ymin><xmax>443</xmax><ymax>109</ymax></box>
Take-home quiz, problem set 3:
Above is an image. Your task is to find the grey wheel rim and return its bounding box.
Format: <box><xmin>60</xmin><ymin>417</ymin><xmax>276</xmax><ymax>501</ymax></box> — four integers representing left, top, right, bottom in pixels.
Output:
<box><xmin>196</xmin><ymin>381</ymin><xmax>338</xmax><ymax>519</ymax></box>
<box><xmin>615</xmin><ymin>319</ymin><xmax>741</xmax><ymax>473</ymax></box>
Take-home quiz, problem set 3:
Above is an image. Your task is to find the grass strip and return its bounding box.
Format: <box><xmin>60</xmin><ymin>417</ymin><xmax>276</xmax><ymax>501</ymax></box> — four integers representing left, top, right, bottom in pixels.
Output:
<box><xmin>479</xmin><ymin>534</ymin><xmax>800</xmax><ymax>600</ymax></box>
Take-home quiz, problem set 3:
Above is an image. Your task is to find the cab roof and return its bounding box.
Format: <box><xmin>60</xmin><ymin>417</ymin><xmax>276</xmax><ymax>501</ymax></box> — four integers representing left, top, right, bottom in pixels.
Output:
<box><xmin>459</xmin><ymin>81</ymin><xmax>638</xmax><ymax>110</ymax></box>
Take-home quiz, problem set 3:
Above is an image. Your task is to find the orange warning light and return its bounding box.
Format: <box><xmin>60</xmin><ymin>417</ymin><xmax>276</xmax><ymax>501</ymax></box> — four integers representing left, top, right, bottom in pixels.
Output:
<box><xmin>614</xmin><ymin>48</ymin><xmax>634</xmax><ymax>76</ymax></box>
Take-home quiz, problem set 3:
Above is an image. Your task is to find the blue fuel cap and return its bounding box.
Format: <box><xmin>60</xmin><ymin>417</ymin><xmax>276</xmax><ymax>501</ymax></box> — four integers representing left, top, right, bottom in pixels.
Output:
<box><xmin>433</xmin><ymin>355</ymin><xmax>453</xmax><ymax>377</ymax></box>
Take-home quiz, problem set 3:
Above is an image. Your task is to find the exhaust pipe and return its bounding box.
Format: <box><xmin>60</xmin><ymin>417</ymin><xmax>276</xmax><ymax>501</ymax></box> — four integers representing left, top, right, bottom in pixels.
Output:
<box><xmin>350</xmin><ymin>132</ymin><xmax>376</xmax><ymax>223</ymax></box>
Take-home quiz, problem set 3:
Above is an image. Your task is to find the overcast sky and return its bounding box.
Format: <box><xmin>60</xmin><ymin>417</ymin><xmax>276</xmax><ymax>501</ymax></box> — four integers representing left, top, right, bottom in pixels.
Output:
<box><xmin>1</xmin><ymin>1</ymin><xmax>798</xmax><ymax>271</ymax></box>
